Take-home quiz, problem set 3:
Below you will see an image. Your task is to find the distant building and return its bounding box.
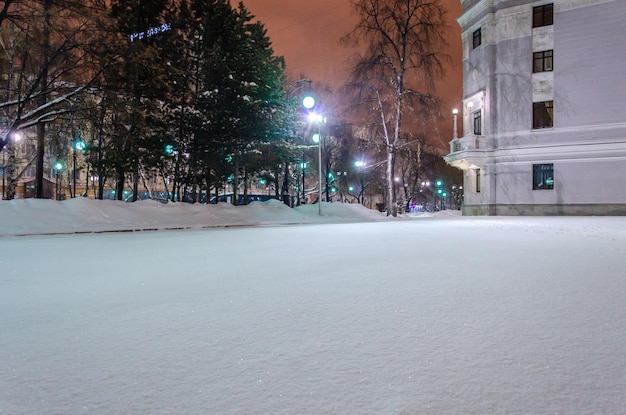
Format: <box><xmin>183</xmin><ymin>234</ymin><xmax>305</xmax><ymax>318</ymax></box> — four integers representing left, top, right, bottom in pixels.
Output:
<box><xmin>445</xmin><ymin>0</ymin><xmax>626</xmax><ymax>215</ymax></box>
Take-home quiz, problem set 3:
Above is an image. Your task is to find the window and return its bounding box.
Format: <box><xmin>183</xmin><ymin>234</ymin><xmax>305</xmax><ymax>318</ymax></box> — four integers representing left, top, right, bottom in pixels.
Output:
<box><xmin>533</xmin><ymin>50</ymin><xmax>553</xmax><ymax>72</ymax></box>
<box><xmin>533</xmin><ymin>4</ymin><xmax>553</xmax><ymax>28</ymax></box>
<box><xmin>472</xmin><ymin>28</ymin><xmax>481</xmax><ymax>49</ymax></box>
<box><xmin>533</xmin><ymin>101</ymin><xmax>554</xmax><ymax>129</ymax></box>
<box><xmin>473</xmin><ymin>111</ymin><xmax>482</xmax><ymax>135</ymax></box>
<box><xmin>24</xmin><ymin>165</ymin><xmax>35</xmax><ymax>178</ymax></box>
<box><xmin>475</xmin><ymin>169</ymin><xmax>481</xmax><ymax>193</ymax></box>
<box><xmin>533</xmin><ymin>164</ymin><xmax>554</xmax><ymax>190</ymax></box>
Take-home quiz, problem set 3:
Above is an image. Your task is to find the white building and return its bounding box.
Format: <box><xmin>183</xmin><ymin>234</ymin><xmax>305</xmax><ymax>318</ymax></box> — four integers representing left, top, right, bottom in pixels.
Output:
<box><xmin>445</xmin><ymin>0</ymin><xmax>626</xmax><ymax>215</ymax></box>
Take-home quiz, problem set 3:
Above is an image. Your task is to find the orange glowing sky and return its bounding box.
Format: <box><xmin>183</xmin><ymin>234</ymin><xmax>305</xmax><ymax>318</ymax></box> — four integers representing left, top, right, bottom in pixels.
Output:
<box><xmin>236</xmin><ymin>0</ymin><xmax>464</xmax><ymax>147</ymax></box>
<box><xmin>239</xmin><ymin>1</ymin><xmax>462</xmax><ymax>94</ymax></box>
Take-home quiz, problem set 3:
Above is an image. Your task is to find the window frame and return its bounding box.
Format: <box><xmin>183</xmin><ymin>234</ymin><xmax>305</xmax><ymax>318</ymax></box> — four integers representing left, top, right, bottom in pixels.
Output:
<box><xmin>475</xmin><ymin>168</ymin><xmax>481</xmax><ymax>193</ymax></box>
<box><xmin>533</xmin><ymin>101</ymin><xmax>554</xmax><ymax>129</ymax></box>
<box><xmin>533</xmin><ymin>50</ymin><xmax>553</xmax><ymax>73</ymax></box>
<box><xmin>472</xmin><ymin>110</ymin><xmax>482</xmax><ymax>135</ymax></box>
<box><xmin>533</xmin><ymin>163</ymin><xmax>554</xmax><ymax>190</ymax></box>
<box><xmin>472</xmin><ymin>28</ymin><xmax>482</xmax><ymax>49</ymax></box>
<box><xmin>533</xmin><ymin>4</ymin><xmax>554</xmax><ymax>28</ymax></box>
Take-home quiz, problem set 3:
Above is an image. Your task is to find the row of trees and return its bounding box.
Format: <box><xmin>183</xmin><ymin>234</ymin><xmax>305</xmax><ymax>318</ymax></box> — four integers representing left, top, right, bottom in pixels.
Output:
<box><xmin>1</xmin><ymin>0</ymin><xmax>456</xmax><ymax>215</ymax></box>
<box><xmin>1</xmin><ymin>0</ymin><xmax>304</xmax><ymax>203</ymax></box>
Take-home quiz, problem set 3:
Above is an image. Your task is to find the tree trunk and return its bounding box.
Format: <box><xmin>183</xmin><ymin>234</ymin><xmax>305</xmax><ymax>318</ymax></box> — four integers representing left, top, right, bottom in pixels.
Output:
<box><xmin>274</xmin><ymin>165</ymin><xmax>280</xmax><ymax>199</ymax></box>
<box><xmin>281</xmin><ymin>161</ymin><xmax>289</xmax><ymax>206</ymax></box>
<box><xmin>35</xmin><ymin>123</ymin><xmax>46</xmax><ymax>199</ymax></box>
<box><xmin>35</xmin><ymin>0</ymin><xmax>52</xmax><ymax>199</ymax></box>
<box><xmin>115</xmin><ymin>167</ymin><xmax>125</xmax><ymax>201</ymax></box>
<box><xmin>5</xmin><ymin>142</ymin><xmax>17</xmax><ymax>200</ymax></box>
<box><xmin>98</xmin><ymin>176</ymin><xmax>105</xmax><ymax>200</ymax></box>
<box><xmin>233</xmin><ymin>155</ymin><xmax>239</xmax><ymax>206</ymax></box>
<box><xmin>386</xmin><ymin>148</ymin><xmax>395</xmax><ymax>216</ymax></box>
<box><xmin>242</xmin><ymin>165</ymin><xmax>248</xmax><ymax>205</ymax></box>
<box><xmin>131</xmin><ymin>165</ymin><xmax>139</xmax><ymax>202</ymax></box>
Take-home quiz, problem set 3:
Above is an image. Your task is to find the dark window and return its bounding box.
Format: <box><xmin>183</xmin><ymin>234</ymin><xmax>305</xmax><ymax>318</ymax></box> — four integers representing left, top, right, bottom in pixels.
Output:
<box><xmin>473</xmin><ymin>111</ymin><xmax>482</xmax><ymax>135</ymax></box>
<box><xmin>533</xmin><ymin>101</ymin><xmax>554</xmax><ymax>129</ymax></box>
<box><xmin>475</xmin><ymin>169</ymin><xmax>481</xmax><ymax>193</ymax></box>
<box><xmin>533</xmin><ymin>50</ymin><xmax>553</xmax><ymax>72</ymax></box>
<box><xmin>533</xmin><ymin>4</ymin><xmax>553</xmax><ymax>28</ymax></box>
<box><xmin>533</xmin><ymin>164</ymin><xmax>554</xmax><ymax>190</ymax></box>
<box><xmin>472</xmin><ymin>28</ymin><xmax>482</xmax><ymax>49</ymax></box>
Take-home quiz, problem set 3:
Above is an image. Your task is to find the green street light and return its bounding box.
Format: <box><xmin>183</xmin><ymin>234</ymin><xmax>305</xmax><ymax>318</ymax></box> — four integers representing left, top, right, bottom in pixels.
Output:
<box><xmin>436</xmin><ymin>179</ymin><xmax>443</xmax><ymax>187</ymax></box>
<box><xmin>54</xmin><ymin>162</ymin><xmax>63</xmax><ymax>171</ymax></box>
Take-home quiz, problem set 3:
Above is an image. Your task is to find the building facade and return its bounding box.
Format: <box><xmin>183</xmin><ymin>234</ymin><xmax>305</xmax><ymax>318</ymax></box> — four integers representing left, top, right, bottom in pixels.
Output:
<box><xmin>445</xmin><ymin>0</ymin><xmax>626</xmax><ymax>215</ymax></box>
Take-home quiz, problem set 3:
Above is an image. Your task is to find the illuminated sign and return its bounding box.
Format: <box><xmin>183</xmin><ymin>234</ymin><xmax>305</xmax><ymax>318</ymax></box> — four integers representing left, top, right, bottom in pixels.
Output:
<box><xmin>130</xmin><ymin>23</ymin><xmax>171</xmax><ymax>42</ymax></box>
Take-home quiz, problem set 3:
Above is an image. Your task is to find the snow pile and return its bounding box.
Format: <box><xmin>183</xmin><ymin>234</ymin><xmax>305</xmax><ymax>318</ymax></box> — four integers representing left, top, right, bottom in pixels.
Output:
<box><xmin>0</xmin><ymin>198</ymin><xmax>392</xmax><ymax>237</ymax></box>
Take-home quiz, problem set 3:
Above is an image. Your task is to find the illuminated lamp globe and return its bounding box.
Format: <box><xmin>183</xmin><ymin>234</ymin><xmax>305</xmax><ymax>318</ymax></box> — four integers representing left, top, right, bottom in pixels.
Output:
<box><xmin>302</xmin><ymin>96</ymin><xmax>315</xmax><ymax>109</ymax></box>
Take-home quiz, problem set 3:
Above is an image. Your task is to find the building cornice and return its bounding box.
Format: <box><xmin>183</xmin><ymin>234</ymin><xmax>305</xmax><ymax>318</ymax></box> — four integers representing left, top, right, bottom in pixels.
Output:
<box><xmin>459</xmin><ymin>0</ymin><xmax>615</xmax><ymax>31</ymax></box>
<box><xmin>458</xmin><ymin>0</ymin><xmax>494</xmax><ymax>30</ymax></box>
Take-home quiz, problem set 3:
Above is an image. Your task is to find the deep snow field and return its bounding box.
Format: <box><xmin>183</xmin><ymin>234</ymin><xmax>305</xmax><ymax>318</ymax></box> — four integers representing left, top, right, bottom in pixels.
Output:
<box><xmin>1</xmin><ymin>198</ymin><xmax>626</xmax><ymax>414</ymax></box>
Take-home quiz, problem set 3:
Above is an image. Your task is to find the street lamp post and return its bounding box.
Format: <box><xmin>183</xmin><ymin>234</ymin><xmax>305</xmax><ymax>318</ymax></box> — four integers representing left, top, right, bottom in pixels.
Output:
<box><xmin>452</xmin><ymin>108</ymin><xmax>459</xmax><ymax>139</ymax></box>
<box><xmin>285</xmin><ymin>79</ymin><xmax>314</xmax><ymax>207</ymax></box>
<box><xmin>312</xmin><ymin>131</ymin><xmax>322</xmax><ymax>216</ymax></box>
<box><xmin>54</xmin><ymin>162</ymin><xmax>63</xmax><ymax>200</ymax></box>
<box><xmin>303</xmin><ymin>95</ymin><xmax>325</xmax><ymax>216</ymax></box>
<box><xmin>73</xmin><ymin>134</ymin><xmax>86</xmax><ymax>198</ymax></box>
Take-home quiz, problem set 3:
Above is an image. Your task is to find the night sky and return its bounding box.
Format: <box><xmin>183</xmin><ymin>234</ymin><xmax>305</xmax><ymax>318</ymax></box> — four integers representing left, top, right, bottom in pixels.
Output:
<box><xmin>239</xmin><ymin>1</ymin><xmax>462</xmax><ymax>92</ymax></box>
<box><xmin>237</xmin><ymin>0</ymin><xmax>464</xmax><ymax>146</ymax></box>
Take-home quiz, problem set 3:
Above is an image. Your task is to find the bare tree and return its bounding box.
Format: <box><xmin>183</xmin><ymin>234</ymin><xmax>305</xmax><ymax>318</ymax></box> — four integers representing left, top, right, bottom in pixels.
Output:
<box><xmin>0</xmin><ymin>0</ymin><xmax>104</xmax><ymax>198</ymax></box>
<box><xmin>343</xmin><ymin>0</ymin><xmax>448</xmax><ymax>216</ymax></box>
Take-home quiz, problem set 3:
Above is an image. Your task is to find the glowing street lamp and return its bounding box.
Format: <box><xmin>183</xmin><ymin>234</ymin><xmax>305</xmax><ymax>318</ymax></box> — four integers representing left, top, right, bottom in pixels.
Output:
<box><xmin>302</xmin><ymin>95</ymin><xmax>315</xmax><ymax>110</ymax></box>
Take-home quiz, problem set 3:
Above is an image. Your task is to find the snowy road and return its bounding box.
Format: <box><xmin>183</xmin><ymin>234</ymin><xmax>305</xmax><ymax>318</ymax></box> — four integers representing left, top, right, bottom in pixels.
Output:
<box><xmin>2</xmin><ymin>218</ymin><xmax>626</xmax><ymax>414</ymax></box>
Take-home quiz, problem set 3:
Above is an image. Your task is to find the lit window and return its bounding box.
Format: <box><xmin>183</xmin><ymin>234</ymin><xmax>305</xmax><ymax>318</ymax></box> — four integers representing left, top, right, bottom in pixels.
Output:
<box><xmin>533</xmin><ymin>101</ymin><xmax>554</xmax><ymax>129</ymax></box>
<box><xmin>472</xmin><ymin>28</ymin><xmax>482</xmax><ymax>49</ymax></box>
<box><xmin>533</xmin><ymin>164</ymin><xmax>554</xmax><ymax>190</ymax></box>
<box><xmin>533</xmin><ymin>4</ymin><xmax>553</xmax><ymax>28</ymax></box>
<box><xmin>533</xmin><ymin>50</ymin><xmax>553</xmax><ymax>72</ymax></box>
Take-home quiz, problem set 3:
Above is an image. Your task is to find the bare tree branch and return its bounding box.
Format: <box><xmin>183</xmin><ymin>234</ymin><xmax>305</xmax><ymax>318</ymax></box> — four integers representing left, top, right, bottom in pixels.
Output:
<box><xmin>342</xmin><ymin>0</ymin><xmax>449</xmax><ymax>216</ymax></box>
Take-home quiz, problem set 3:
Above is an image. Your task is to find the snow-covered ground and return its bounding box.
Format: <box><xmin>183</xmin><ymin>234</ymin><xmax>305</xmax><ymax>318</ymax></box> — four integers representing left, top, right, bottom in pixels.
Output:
<box><xmin>1</xmin><ymin>199</ymin><xmax>626</xmax><ymax>414</ymax></box>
